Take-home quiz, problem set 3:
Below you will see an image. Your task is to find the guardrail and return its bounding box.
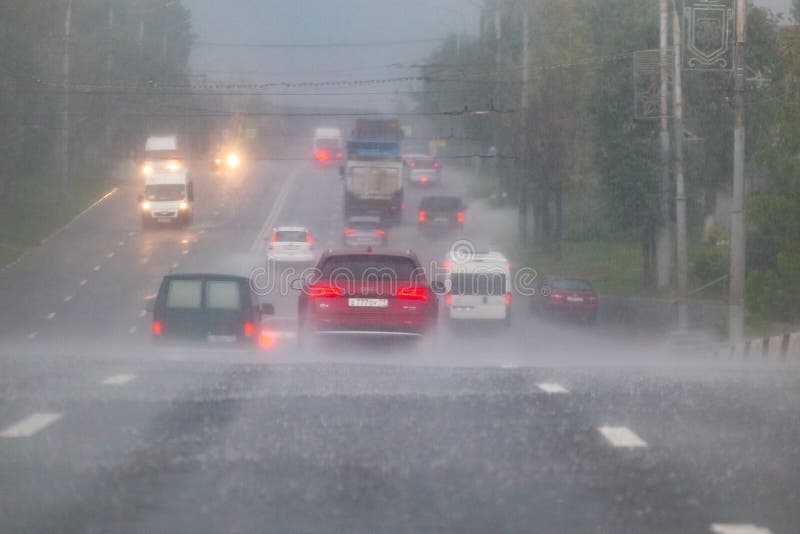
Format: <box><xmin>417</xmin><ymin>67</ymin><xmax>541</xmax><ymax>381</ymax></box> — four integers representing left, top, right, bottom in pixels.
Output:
<box><xmin>714</xmin><ymin>332</ymin><xmax>800</xmax><ymax>360</ymax></box>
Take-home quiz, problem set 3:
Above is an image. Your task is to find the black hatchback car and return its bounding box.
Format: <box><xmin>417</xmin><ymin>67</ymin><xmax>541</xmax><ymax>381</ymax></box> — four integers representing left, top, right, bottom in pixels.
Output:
<box><xmin>418</xmin><ymin>196</ymin><xmax>465</xmax><ymax>232</ymax></box>
<box><xmin>147</xmin><ymin>273</ymin><xmax>274</xmax><ymax>346</ymax></box>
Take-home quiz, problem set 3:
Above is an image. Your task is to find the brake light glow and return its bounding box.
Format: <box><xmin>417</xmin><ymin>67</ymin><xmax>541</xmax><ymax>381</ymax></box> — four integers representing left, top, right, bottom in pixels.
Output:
<box><xmin>421</xmin><ymin>176</ymin><xmax>429</xmax><ymax>183</ymax></box>
<box><xmin>433</xmin><ymin>161</ymin><xmax>439</xmax><ymax>168</ymax></box>
<box><xmin>409</xmin><ymin>161</ymin><xmax>415</xmax><ymax>168</ymax></box>
<box><xmin>152</xmin><ymin>321</ymin><xmax>162</xmax><ymax>335</ymax></box>
<box><xmin>418</xmin><ymin>210</ymin><xmax>425</xmax><ymax>223</ymax></box>
<box><xmin>243</xmin><ymin>322</ymin><xmax>255</xmax><ymax>337</ymax></box>
<box><xmin>505</xmin><ymin>293</ymin><xmax>512</xmax><ymax>306</ymax></box>
<box><xmin>457</xmin><ymin>211</ymin><xmax>464</xmax><ymax>223</ymax></box>
<box><xmin>396</xmin><ymin>286</ymin><xmax>429</xmax><ymax>301</ymax></box>
<box><xmin>316</xmin><ymin>150</ymin><xmax>329</xmax><ymax>162</ymax></box>
<box><xmin>270</xmin><ymin>233</ymin><xmax>278</xmax><ymax>243</ymax></box>
<box><xmin>344</xmin><ymin>228</ymin><xmax>356</xmax><ymax>235</ymax></box>
<box><xmin>308</xmin><ymin>284</ymin><xmax>345</xmax><ymax>298</ymax></box>
<box><xmin>373</xmin><ymin>230</ymin><xmax>385</xmax><ymax>236</ymax></box>
<box><xmin>305</xmin><ymin>233</ymin><xmax>313</xmax><ymax>245</ymax></box>
<box><xmin>445</xmin><ymin>293</ymin><xmax>451</xmax><ymax>306</ymax></box>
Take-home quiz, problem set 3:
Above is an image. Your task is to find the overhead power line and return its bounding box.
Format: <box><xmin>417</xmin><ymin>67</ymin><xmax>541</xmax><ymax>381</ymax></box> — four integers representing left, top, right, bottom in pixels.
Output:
<box><xmin>194</xmin><ymin>38</ymin><xmax>446</xmax><ymax>49</ymax></box>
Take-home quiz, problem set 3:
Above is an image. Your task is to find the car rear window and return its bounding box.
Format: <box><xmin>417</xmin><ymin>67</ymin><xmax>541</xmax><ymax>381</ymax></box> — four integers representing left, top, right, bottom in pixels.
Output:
<box><xmin>450</xmin><ymin>272</ymin><xmax>507</xmax><ymax>296</ymax></box>
<box><xmin>206</xmin><ymin>280</ymin><xmax>242</xmax><ymax>310</ymax></box>
<box><xmin>319</xmin><ymin>255</ymin><xmax>420</xmax><ymax>279</ymax></box>
<box><xmin>420</xmin><ymin>197</ymin><xmax>461</xmax><ymax>211</ymax></box>
<box><xmin>409</xmin><ymin>158</ymin><xmax>436</xmax><ymax>169</ymax></box>
<box><xmin>550</xmin><ymin>279</ymin><xmax>593</xmax><ymax>291</ymax></box>
<box><xmin>275</xmin><ymin>231</ymin><xmax>307</xmax><ymax>242</ymax></box>
<box><xmin>166</xmin><ymin>280</ymin><xmax>202</xmax><ymax>309</ymax></box>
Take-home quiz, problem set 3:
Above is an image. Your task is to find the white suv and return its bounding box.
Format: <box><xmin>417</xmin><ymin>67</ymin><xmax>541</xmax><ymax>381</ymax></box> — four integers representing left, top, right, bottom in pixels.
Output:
<box><xmin>267</xmin><ymin>226</ymin><xmax>315</xmax><ymax>263</ymax></box>
<box><xmin>444</xmin><ymin>251</ymin><xmax>511</xmax><ymax>326</ymax></box>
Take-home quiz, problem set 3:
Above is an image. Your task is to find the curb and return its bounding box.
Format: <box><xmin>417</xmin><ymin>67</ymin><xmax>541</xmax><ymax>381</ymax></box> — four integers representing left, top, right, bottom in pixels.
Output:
<box><xmin>713</xmin><ymin>332</ymin><xmax>800</xmax><ymax>360</ymax></box>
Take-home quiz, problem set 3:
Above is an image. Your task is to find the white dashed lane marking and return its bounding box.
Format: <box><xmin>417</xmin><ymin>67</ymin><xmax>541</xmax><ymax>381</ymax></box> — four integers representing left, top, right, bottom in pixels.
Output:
<box><xmin>46</xmin><ymin>312</ymin><xmax>56</xmax><ymax>320</ymax></box>
<box><xmin>63</xmin><ymin>296</ymin><xmax>73</xmax><ymax>303</ymax></box>
<box><xmin>106</xmin><ymin>252</ymin><xmax>115</xmax><ymax>259</ymax></box>
<box><xmin>710</xmin><ymin>524</ymin><xmax>773</xmax><ymax>534</ymax></box>
<box><xmin>171</xmin><ymin>263</ymin><xmax>179</xmax><ymax>270</ymax></box>
<box><xmin>79</xmin><ymin>280</ymin><xmax>87</xmax><ymax>287</ymax></box>
<box><xmin>27</xmin><ymin>332</ymin><xmax>38</xmax><ymax>340</ymax></box>
<box><xmin>128</xmin><ymin>326</ymin><xmax>137</xmax><ymax>334</ymax></box>
<box><xmin>182</xmin><ymin>249</ymin><xmax>189</xmax><ymax>255</ymax></box>
<box><xmin>93</xmin><ymin>265</ymin><xmax>101</xmax><ymax>272</ymax></box>
<box><xmin>0</xmin><ymin>413</ymin><xmax>63</xmax><ymax>438</ymax></box>
<box><xmin>101</xmin><ymin>374</ymin><xmax>136</xmax><ymax>386</ymax></box>
<box><xmin>139</xmin><ymin>309</ymin><xmax>147</xmax><ymax>318</ymax></box>
<box><xmin>128</xmin><ymin>231</ymin><xmax>135</xmax><ymax>237</ymax></box>
<box><xmin>537</xmin><ymin>383</ymin><xmax>569</xmax><ymax>394</ymax></box>
<box><xmin>598</xmin><ymin>426</ymin><xmax>648</xmax><ymax>448</ymax></box>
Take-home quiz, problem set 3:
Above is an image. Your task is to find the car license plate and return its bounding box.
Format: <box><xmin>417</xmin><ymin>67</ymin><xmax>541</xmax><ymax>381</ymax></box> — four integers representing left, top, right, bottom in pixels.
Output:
<box><xmin>567</xmin><ymin>296</ymin><xmax>584</xmax><ymax>303</ymax></box>
<box><xmin>207</xmin><ymin>335</ymin><xmax>237</xmax><ymax>343</ymax></box>
<box><xmin>158</xmin><ymin>218</ymin><xmax>172</xmax><ymax>223</ymax></box>
<box><xmin>435</xmin><ymin>217</ymin><xmax>448</xmax><ymax>222</ymax></box>
<box><xmin>348</xmin><ymin>298</ymin><xmax>388</xmax><ymax>308</ymax></box>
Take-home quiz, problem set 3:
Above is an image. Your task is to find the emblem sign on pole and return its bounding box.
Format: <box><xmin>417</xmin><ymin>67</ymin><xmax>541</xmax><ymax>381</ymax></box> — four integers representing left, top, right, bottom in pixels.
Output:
<box><xmin>682</xmin><ymin>0</ymin><xmax>734</xmax><ymax>71</ymax></box>
<box><xmin>633</xmin><ymin>49</ymin><xmax>673</xmax><ymax>120</ymax></box>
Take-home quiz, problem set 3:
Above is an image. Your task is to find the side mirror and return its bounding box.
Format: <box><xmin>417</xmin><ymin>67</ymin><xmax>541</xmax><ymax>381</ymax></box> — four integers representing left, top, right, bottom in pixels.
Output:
<box><xmin>187</xmin><ymin>182</ymin><xmax>195</xmax><ymax>202</ymax></box>
<box><xmin>290</xmin><ymin>278</ymin><xmax>304</xmax><ymax>291</ymax></box>
<box><xmin>137</xmin><ymin>194</ymin><xmax>144</xmax><ymax>203</ymax></box>
<box><xmin>259</xmin><ymin>302</ymin><xmax>275</xmax><ymax>316</ymax></box>
<box><xmin>431</xmin><ymin>281</ymin><xmax>446</xmax><ymax>294</ymax></box>
<box><xmin>144</xmin><ymin>296</ymin><xmax>155</xmax><ymax>313</ymax></box>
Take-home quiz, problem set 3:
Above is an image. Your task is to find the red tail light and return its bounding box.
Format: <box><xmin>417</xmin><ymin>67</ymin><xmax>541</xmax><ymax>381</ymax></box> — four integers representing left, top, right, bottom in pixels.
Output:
<box><xmin>445</xmin><ymin>293</ymin><xmax>452</xmax><ymax>306</ymax></box>
<box><xmin>418</xmin><ymin>210</ymin><xmax>426</xmax><ymax>223</ymax></box>
<box><xmin>373</xmin><ymin>230</ymin><xmax>385</xmax><ymax>236</ymax></box>
<box><xmin>505</xmin><ymin>292</ymin><xmax>512</xmax><ymax>306</ymax></box>
<box><xmin>316</xmin><ymin>150</ymin><xmax>329</xmax><ymax>162</ymax></box>
<box><xmin>433</xmin><ymin>161</ymin><xmax>439</xmax><ymax>168</ymax></box>
<box><xmin>308</xmin><ymin>284</ymin><xmax>345</xmax><ymax>298</ymax></box>
<box><xmin>409</xmin><ymin>162</ymin><xmax>415</xmax><ymax>168</ymax></box>
<box><xmin>457</xmin><ymin>211</ymin><xmax>464</xmax><ymax>223</ymax></box>
<box><xmin>243</xmin><ymin>322</ymin><xmax>254</xmax><ymax>337</ymax></box>
<box><xmin>305</xmin><ymin>234</ymin><xmax>313</xmax><ymax>245</ymax></box>
<box><xmin>336</xmin><ymin>153</ymin><xmax>343</xmax><ymax>159</ymax></box>
<box><xmin>270</xmin><ymin>233</ymin><xmax>278</xmax><ymax>243</ymax></box>
<box><xmin>396</xmin><ymin>286</ymin><xmax>429</xmax><ymax>301</ymax></box>
<box><xmin>152</xmin><ymin>321</ymin><xmax>162</xmax><ymax>335</ymax></box>
<box><xmin>344</xmin><ymin>228</ymin><xmax>356</xmax><ymax>235</ymax></box>
<box><xmin>549</xmin><ymin>293</ymin><xmax>565</xmax><ymax>303</ymax></box>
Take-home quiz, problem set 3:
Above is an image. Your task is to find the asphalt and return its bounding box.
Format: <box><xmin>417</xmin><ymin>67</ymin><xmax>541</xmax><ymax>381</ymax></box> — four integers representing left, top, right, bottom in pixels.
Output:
<box><xmin>0</xmin><ymin>157</ymin><xmax>798</xmax><ymax>533</ymax></box>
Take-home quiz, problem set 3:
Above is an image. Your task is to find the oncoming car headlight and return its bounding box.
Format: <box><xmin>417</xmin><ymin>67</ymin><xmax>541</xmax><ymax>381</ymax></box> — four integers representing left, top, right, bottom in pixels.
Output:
<box><xmin>226</xmin><ymin>153</ymin><xmax>241</xmax><ymax>169</ymax></box>
<box><xmin>179</xmin><ymin>201</ymin><xmax>188</xmax><ymax>210</ymax></box>
<box><xmin>166</xmin><ymin>160</ymin><xmax>182</xmax><ymax>172</ymax></box>
<box><xmin>141</xmin><ymin>201</ymin><xmax>151</xmax><ymax>211</ymax></box>
<box><xmin>142</xmin><ymin>164</ymin><xmax>153</xmax><ymax>176</ymax></box>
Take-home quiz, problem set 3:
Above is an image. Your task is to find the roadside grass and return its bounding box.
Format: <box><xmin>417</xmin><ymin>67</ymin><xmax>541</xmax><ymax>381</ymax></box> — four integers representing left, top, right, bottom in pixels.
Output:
<box><xmin>519</xmin><ymin>240</ymin><xmax>653</xmax><ymax>297</ymax></box>
<box><xmin>0</xmin><ymin>168</ymin><xmax>117</xmax><ymax>267</ymax></box>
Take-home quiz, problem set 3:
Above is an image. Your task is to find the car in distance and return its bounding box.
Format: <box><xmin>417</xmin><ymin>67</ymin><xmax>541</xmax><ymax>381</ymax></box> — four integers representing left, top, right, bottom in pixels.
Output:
<box><xmin>342</xmin><ymin>215</ymin><xmax>388</xmax><ymax>248</ymax></box>
<box><xmin>147</xmin><ymin>273</ymin><xmax>275</xmax><ymax>347</ymax></box>
<box><xmin>444</xmin><ymin>251</ymin><xmax>512</xmax><ymax>327</ymax></box>
<box><xmin>418</xmin><ymin>196</ymin><xmax>465</xmax><ymax>233</ymax></box>
<box><xmin>267</xmin><ymin>226</ymin><xmax>315</xmax><ymax>263</ymax></box>
<box><xmin>403</xmin><ymin>154</ymin><xmax>441</xmax><ymax>185</ymax></box>
<box><xmin>296</xmin><ymin>250</ymin><xmax>439</xmax><ymax>343</ymax></box>
<box><xmin>531</xmin><ymin>276</ymin><xmax>598</xmax><ymax>323</ymax></box>
<box><xmin>139</xmin><ymin>170</ymin><xmax>194</xmax><ymax>228</ymax></box>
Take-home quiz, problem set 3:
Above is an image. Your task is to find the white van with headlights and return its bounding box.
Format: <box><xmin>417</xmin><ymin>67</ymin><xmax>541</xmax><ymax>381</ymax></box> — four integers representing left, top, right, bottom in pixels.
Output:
<box><xmin>139</xmin><ymin>170</ymin><xmax>194</xmax><ymax>228</ymax></box>
<box><xmin>444</xmin><ymin>251</ymin><xmax>511</xmax><ymax>326</ymax></box>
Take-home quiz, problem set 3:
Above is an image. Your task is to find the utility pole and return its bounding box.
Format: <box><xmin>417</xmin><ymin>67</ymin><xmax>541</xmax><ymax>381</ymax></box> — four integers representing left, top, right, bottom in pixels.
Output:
<box><xmin>657</xmin><ymin>0</ymin><xmax>672</xmax><ymax>289</ymax></box>
<box><xmin>492</xmin><ymin>4</ymin><xmax>502</xmax><ymax>199</ymax></box>
<box><xmin>106</xmin><ymin>3</ymin><xmax>114</xmax><ymax>155</ymax></box>
<box><xmin>729</xmin><ymin>0</ymin><xmax>747</xmax><ymax>342</ymax></box>
<box><xmin>671</xmin><ymin>0</ymin><xmax>688</xmax><ymax>330</ymax></box>
<box><xmin>518</xmin><ymin>7</ymin><xmax>530</xmax><ymax>242</ymax></box>
<box><xmin>60</xmin><ymin>0</ymin><xmax>73</xmax><ymax>197</ymax></box>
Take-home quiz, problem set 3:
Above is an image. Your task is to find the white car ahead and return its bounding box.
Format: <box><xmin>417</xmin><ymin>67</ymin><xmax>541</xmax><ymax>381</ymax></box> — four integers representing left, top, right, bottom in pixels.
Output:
<box><xmin>267</xmin><ymin>226</ymin><xmax>315</xmax><ymax>263</ymax></box>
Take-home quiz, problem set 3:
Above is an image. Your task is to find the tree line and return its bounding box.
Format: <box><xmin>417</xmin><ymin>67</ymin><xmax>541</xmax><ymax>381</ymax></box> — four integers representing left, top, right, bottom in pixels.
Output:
<box><xmin>416</xmin><ymin>0</ymin><xmax>799</xmax><ymax>324</ymax></box>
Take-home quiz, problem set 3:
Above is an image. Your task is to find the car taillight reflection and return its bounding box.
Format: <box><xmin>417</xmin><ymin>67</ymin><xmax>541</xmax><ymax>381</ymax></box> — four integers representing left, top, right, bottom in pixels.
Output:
<box><xmin>308</xmin><ymin>284</ymin><xmax>345</xmax><ymax>298</ymax></box>
<box><xmin>433</xmin><ymin>161</ymin><xmax>439</xmax><ymax>168</ymax></box>
<box><xmin>152</xmin><ymin>321</ymin><xmax>162</xmax><ymax>335</ymax></box>
<box><xmin>243</xmin><ymin>322</ymin><xmax>255</xmax><ymax>337</ymax></box>
<box><xmin>457</xmin><ymin>211</ymin><xmax>465</xmax><ymax>223</ymax></box>
<box><xmin>505</xmin><ymin>293</ymin><xmax>512</xmax><ymax>306</ymax></box>
<box><xmin>373</xmin><ymin>230</ymin><xmax>385</xmax><ymax>236</ymax></box>
<box><xmin>418</xmin><ymin>210</ymin><xmax>426</xmax><ymax>222</ymax></box>
<box><xmin>344</xmin><ymin>229</ymin><xmax>356</xmax><ymax>235</ymax></box>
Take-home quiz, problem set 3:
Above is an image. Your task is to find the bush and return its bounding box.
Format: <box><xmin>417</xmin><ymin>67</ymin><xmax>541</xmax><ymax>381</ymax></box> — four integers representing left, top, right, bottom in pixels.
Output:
<box><xmin>746</xmin><ymin>251</ymin><xmax>800</xmax><ymax>323</ymax></box>
<box><xmin>691</xmin><ymin>243</ymin><xmax>729</xmax><ymax>286</ymax></box>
